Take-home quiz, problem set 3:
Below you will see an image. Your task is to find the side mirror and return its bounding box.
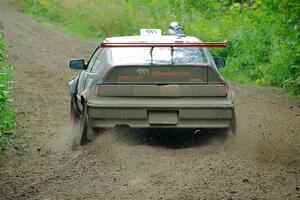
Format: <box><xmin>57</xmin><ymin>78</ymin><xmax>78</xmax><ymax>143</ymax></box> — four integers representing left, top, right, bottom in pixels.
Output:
<box><xmin>69</xmin><ymin>59</ymin><xmax>87</xmax><ymax>70</ymax></box>
<box><xmin>213</xmin><ymin>57</ymin><xmax>225</xmax><ymax>68</ymax></box>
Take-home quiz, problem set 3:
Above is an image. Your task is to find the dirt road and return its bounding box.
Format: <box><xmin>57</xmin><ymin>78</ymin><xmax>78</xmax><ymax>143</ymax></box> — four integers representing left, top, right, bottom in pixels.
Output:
<box><xmin>0</xmin><ymin>1</ymin><xmax>299</xmax><ymax>199</ymax></box>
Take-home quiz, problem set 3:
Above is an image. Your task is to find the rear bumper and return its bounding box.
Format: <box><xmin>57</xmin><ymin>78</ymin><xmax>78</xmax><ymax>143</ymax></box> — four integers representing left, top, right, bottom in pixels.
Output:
<box><xmin>86</xmin><ymin>97</ymin><xmax>234</xmax><ymax>128</ymax></box>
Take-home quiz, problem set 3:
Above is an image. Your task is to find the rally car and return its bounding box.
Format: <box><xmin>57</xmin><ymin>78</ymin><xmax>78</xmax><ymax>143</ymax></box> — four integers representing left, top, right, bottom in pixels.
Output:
<box><xmin>69</xmin><ymin>23</ymin><xmax>235</xmax><ymax>145</ymax></box>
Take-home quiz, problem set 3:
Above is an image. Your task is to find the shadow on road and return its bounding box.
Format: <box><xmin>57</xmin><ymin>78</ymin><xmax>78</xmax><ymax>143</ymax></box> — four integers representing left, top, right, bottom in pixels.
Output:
<box><xmin>112</xmin><ymin>128</ymin><xmax>230</xmax><ymax>149</ymax></box>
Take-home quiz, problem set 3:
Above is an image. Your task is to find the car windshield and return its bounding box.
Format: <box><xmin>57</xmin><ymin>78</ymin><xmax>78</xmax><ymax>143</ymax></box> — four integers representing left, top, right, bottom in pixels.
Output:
<box><xmin>112</xmin><ymin>47</ymin><xmax>208</xmax><ymax>64</ymax></box>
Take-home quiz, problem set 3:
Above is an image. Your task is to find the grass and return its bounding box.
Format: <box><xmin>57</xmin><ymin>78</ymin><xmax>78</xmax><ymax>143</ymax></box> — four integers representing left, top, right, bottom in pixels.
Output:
<box><xmin>0</xmin><ymin>32</ymin><xmax>15</xmax><ymax>160</ymax></box>
<box><xmin>9</xmin><ymin>0</ymin><xmax>300</xmax><ymax>96</ymax></box>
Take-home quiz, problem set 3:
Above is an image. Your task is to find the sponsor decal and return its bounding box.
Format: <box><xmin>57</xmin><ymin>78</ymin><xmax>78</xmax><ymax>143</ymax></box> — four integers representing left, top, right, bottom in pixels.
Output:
<box><xmin>117</xmin><ymin>75</ymin><xmax>143</xmax><ymax>82</ymax></box>
<box><xmin>151</xmin><ymin>70</ymin><xmax>190</xmax><ymax>77</ymax></box>
<box><xmin>136</xmin><ymin>68</ymin><xmax>150</xmax><ymax>75</ymax></box>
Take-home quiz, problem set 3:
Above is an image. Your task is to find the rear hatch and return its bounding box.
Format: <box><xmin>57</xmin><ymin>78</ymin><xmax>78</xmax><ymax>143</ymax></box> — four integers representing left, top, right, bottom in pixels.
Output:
<box><xmin>97</xmin><ymin>65</ymin><xmax>227</xmax><ymax>97</ymax></box>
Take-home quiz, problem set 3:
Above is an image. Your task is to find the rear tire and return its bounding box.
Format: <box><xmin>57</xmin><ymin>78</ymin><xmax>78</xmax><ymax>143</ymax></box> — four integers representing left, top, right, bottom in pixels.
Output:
<box><xmin>70</xmin><ymin>100</ymin><xmax>79</xmax><ymax>123</ymax></box>
<box><xmin>230</xmin><ymin>108</ymin><xmax>236</xmax><ymax>135</ymax></box>
<box><xmin>79</xmin><ymin>105</ymin><xmax>90</xmax><ymax>145</ymax></box>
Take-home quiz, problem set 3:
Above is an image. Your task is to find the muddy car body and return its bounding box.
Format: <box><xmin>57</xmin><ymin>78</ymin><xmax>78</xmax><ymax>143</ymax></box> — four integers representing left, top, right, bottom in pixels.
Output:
<box><xmin>69</xmin><ymin>34</ymin><xmax>235</xmax><ymax>145</ymax></box>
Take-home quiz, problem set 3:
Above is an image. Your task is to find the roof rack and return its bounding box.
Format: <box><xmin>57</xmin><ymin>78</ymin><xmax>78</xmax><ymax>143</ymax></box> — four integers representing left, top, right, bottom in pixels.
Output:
<box><xmin>100</xmin><ymin>41</ymin><xmax>227</xmax><ymax>48</ymax></box>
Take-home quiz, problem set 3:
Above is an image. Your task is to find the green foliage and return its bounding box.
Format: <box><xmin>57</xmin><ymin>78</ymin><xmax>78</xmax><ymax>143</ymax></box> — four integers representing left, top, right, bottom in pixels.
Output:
<box><xmin>11</xmin><ymin>0</ymin><xmax>300</xmax><ymax>95</ymax></box>
<box><xmin>0</xmin><ymin>33</ymin><xmax>15</xmax><ymax>158</ymax></box>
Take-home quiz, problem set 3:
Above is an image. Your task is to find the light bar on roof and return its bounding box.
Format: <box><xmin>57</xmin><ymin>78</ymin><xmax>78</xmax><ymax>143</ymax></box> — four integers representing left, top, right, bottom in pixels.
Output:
<box><xmin>100</xmin><ymin>41</ymin><xmax>227</xmax><ymax>48</ymax></box>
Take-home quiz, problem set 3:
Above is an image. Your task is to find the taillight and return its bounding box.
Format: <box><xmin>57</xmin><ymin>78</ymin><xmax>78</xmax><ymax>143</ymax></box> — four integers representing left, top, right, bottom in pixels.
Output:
<box><xmin>220</xmin><ymin>85</ymin><xmax>228</xmax><ymax>96</ymax></box>
<box><xmin>96</xmin><ymin>86</ymin><xmax>108</xmax><ymax>96</ymax></box>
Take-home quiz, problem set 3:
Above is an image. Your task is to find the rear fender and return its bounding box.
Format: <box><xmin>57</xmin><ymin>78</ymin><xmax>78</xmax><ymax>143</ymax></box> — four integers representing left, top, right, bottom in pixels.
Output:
<box><xmin>68</xmin><ymin>76</ymin><xmax>79</xmax><ymax>96</ymax></box>
<box><xmin>68</xmin><ymin>76</ymin><xmax>80</xmax><ymax>115</ymax></box>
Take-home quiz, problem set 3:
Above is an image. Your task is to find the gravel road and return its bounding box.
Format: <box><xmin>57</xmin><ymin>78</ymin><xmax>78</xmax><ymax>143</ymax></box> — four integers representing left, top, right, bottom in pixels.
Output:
<box><xmin>0</xmin><ymin>1</ymin><xmax>299</xmax><ymax>199</ymax></box>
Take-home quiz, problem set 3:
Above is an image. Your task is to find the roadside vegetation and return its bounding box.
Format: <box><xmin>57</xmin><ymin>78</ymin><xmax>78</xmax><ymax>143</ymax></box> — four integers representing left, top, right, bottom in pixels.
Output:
<box><xmin>0</xmin><ymin>32</ymin><xmax>15</xmax><ymax>159</ymax></box>
<box><xmin>11</xmin><ymin>0</ymin><xmax>299</xmax><ymax>95</ymax></box>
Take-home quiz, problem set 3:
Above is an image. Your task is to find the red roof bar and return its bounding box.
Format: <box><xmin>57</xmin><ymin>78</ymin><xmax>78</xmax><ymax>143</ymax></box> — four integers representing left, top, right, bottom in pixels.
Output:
<box><xmin>100</xmin><ymin>41</ymin><xmax>227</xmax><ymax>48</ymax></box>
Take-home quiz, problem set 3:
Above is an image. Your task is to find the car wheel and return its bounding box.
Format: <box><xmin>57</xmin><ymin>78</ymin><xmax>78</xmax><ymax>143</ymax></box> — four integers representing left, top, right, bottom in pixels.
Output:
<box><xmin>229</xmin><ymin>108</ymin><xmax>236</xmax><ymax>135</ymax></box>
<box><xmin>79</xmin><ymin>105</ymin><xmax>90</xmax><ymax>145</ymax></box>
<box><xmin>70</xmin><ymin>100</ymin><xmax>79</xmax><ymax>123</ymax></box>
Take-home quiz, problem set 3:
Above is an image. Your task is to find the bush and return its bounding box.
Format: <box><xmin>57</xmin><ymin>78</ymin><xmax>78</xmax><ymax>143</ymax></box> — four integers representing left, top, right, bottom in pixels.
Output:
<box><xmin>0</xmin><ymin>32</ymin><xmax>15</xmax><ymax>159</ymax></box>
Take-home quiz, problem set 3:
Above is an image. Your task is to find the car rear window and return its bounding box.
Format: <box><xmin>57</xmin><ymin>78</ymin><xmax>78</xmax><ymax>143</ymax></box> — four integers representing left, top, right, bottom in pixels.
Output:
<box><xmin>104</xmin><ymin>65</ymin><xmax>208</xmax><ymax>84</ymax></box>
<box><xmin>112</xmin><ymin>47</ymin><xmax>208</xmax><ymax>65</ymax></box>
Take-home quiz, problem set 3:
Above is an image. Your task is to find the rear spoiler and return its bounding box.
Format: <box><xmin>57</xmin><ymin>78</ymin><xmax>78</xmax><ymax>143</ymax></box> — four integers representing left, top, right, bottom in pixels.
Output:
<box><xmin>100</xmin><ymin>41</ymin><xmax>227</xmax><ymax>64</ymax></box>
<box><xmin>100</xmin><ymin>41</ymin><xmax>227</xmax><ymax>48</ymax></box>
